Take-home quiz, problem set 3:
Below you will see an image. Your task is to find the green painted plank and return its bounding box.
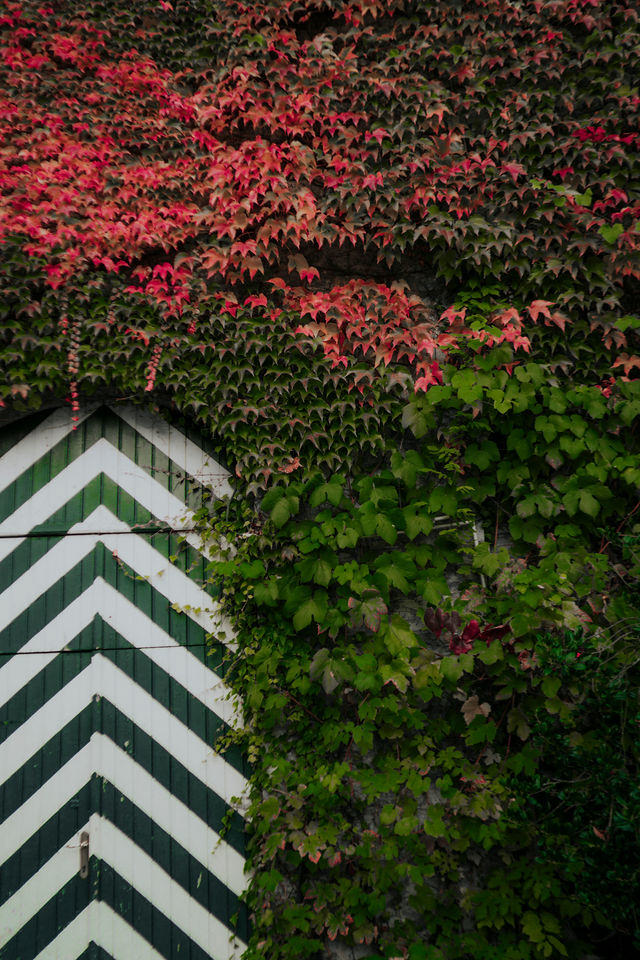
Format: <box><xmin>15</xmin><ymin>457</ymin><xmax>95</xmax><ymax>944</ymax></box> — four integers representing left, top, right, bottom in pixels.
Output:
<box><xmin>99</xmin><ymin>783</ymin><xmax>247</xmax><ymax>937</ymax></box>
<box><xmin>0</xmin><ymin>406</ymin><xmax>247</xmax><ymax>957</ymax></box>
<box><xmin>0</xmin><ymin>617</ymin><xmax>241</xmax><ymax>773</ymax></box>
<box><xmin>0</xmin><ymin>473</ymin><xmax>210</xmax><ymax>593</ymax></box>
<box><xmin>0</xmin><ymin>858</ymin><xmax>244</xmax><ymax>960</ymax></box>
<box><xmin>0</xmin><ymin>543</ymin><xmax>226</xmax><ymax>676</ymax></box>
<box><xmin>97</xmin><ymin>860</ymin><xmax>235</xmax><ymax>960</ymax></box>
<box><xmin>0</xmin><ymin>780</ymin><xmax>95</xmax><ymax>906</ymax></box>
<box><xmin>0</xmin><ymin>871</ymin><xmax>90</xmax><ymax>960</ymax></box>
<box><xmin>0</xmin><ymin>701</ymin><xmax>245</xmax><ymax>855</ymax></box>
<box><xmin>0</xmin><ymin>407</ymin><xmax>212</xmax><ymax>525</ymax></box>
<box><xmin>0</xmin><ymin>703</ymin><xmax>94</xmax><ymax>824</ymax></box>
<box><xmin>0</xmin><ymin>778</ymin><xmax>248</xmax><ymax>937</ymax></box>
<box><xmin>0</xmin><ymin>410</ymin><xmax>52</xmax><ymax>460</ymax></box>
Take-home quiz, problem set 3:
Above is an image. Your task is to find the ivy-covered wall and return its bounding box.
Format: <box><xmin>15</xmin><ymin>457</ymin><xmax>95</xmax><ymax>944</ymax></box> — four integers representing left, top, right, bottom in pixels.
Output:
<box><xmin>1</xmin><ymin>0</ymin><xmax>639</xmax><ymax>957</ymax></box>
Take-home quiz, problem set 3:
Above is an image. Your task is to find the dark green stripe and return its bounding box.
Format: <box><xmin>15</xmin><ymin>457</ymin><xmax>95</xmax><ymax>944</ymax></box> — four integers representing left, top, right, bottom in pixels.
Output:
<box><xmin>0</xmin><ymin>542</ymin><xmax>225</xmax><ymax>675</ymax></box>
<box><xmin>99</xmin><ymin>785</ymin><xmax>248</xmax><ymax>939</ymax></box>
<box><xmin>76</xmin><ymin>945</ymin><xmax>115</xmax><ymax>960</ymax></box>
<box><xmin>0</xmin><ymin>780</ymin><xmax>95</xmax><ymax>907</ymax></box>
<box><xmin>0</xmin><ymin>407</ymin><xmax>210</xmax><ymax>525</ymax></box>
<box><xmin>0</xmin><ymin>699</ymin><xmax>245</xmax><ymax>854</ymax></box>
<box><xmin>0</xmin><ymin>471</ymin><xmax>212</xmax><ymax>595</ymax></box>
<box><xmin>0</xmin><ymin>615</ymin><xmax>241</xmax><ymax>773</ymax></box>
<box><xmin>0</xmin><ymin>871</ymin><xmax>90</xmax><ymax>960</ymax></box>
<box><xmin>0</xmin><ymin>407</ymin><xmax>246</xmax><ymax>958</ymax></box>
<box><xmin>0</xmin><ymin>858</ymin><xmax>246</xmax><ymax>960</ymax></box>
<box><xmin>98</xmin><ymin>859</ymin><xmax>243</xmax><ymax>960</ymax></box>
<box><xmin>0</xmin><ymin>474</ymin><xmax>211</xmax><ymax>593</ymax></box>
<box><xmin>0</xmin><ymin>777</ymin><xmax>248</xmax><ymax>937</ymax></box>
<box><xmin>0</xmin><ymin>702</ymin><xmax>94</xmax><ymax>823</ymax></box>
<box><xmin>0</xmin><ymin>409</ymin><xmax>52</xmax><ymax>460</ymax></box>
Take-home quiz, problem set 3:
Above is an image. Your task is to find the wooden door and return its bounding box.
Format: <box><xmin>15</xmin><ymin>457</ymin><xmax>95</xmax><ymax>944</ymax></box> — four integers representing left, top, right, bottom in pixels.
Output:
<box><xmin>0</xmin><ymin>405</ymin><xmax>247</xmax><ymax>960</ymax></box>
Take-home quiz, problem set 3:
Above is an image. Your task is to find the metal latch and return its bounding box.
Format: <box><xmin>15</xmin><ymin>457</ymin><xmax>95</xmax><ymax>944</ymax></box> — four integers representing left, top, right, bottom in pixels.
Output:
<box><xmin>79</xmin><ymin>831</ymin><xmax>89</xmax><ymax>878</ymax></box>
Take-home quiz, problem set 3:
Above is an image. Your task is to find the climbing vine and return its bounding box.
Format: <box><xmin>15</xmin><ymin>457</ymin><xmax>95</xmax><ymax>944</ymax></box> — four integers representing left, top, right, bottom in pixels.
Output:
<box><xmin>1</xmin><ymin>0</ymin><xmax>639</xmax><ymax>956</ymax></box>
<box><xmin>207</xmin><ymin>346</ymin><xmax>640</xmax><ymax>958</ymax></box>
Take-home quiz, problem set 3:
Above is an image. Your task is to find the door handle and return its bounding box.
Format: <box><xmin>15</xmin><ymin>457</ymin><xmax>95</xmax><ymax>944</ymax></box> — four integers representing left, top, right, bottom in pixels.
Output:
<box><xmin>79</xmin><ymin>831</ymin><xmax>89</xmax><ymax>879</ymax></box>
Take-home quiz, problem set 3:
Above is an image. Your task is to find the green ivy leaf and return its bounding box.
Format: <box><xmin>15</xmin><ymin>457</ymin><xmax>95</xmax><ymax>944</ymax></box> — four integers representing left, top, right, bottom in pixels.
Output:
<box><xmin>522</xmin><ymin>911</ymin><xmax>544</xmax><ymax>943</ymax></box>
<box><xmin>348</xmin><ymin>591</ymin><xmax>388</xmax><ymax>632</ymax></box>
<box><xmin>429</xmin><ymin>488</ymin><xmax>457</xmax><ymax>515</ymax></box>
<box><xmin>439</xmin><ymin>656</ymin><xmax>464</xmax><ymax>683</ymax></box>
<box><xmin>293</xmin><ymin>591</ymin><xmax>328</xmax><ymax>631</ymax></box>
<box><xmin>465</xmin><ymin>441</ymin><xmax>499</xmax><ymax>469</ymax></box>
<box><xmin>310</xmin><ymin>480</ymin><xmax>343</xmax><ymax>507</ymax></box>
<box><xmin>270</xmin><ymin>499</ymin><xmax>290</xmax><ymax>527</ymax></box>
<box><xmin>478</xmin><ymin>641</ymin><xmax>503</xmax><ymax>665</ymax></box>
<box><xmin>579</xmin><ymin>490</ymin><xmax>599</xmax><ymax>517</ymax></box>
<box><xmin>261</xmin><ymin>486</ymin><xmax>285</xmax><ymax>512</ymax></box>
<box><xmin>405</xmin><ymin>508</ymin><xmax>433</xmax><ymax>540</ymax></box>
<box><xmin>424</xmin><ymin>804</ymin><xmax>446</xmax><ymax>837</ymax></box>
<box><xmin>253</xmin><ymin>578</ymin><xmax>279</xmax><ymax>606</ymax></box>
<box><xmin>541</xmin><ymin>676</ymin><xmax>561</xmax><ymax>698</ymax></box>
<box><xmin>312</xmin><ymin>558</ymin><xmax>332</xmax><ymax>586</ymax></box>
<box><xmin>599</xmin><ymin>222</ymin><xmax>624</xmax><ymax>244</ymax></box>
<box><xmin>376</xmin><ymin>514</ymin><xmax>398</xmax><ymax>544</ymax></box>
<box><xmin>383</xmin><ymin>615</ymin><xmax>417</xmax><ymax>654</ymax></box>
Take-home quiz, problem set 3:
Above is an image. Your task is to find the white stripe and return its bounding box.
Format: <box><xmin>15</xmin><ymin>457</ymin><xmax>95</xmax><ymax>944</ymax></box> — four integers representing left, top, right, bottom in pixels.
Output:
<box><xmin>32</xmin><ymin>904</ymin><xmax>92</xmax><ymax>960</ymax></box>
<box><xmin>94</xmin><ymin>815</ymin><xmax>246</xmax><ymax>957</ymax></box>
<box><xmin>0</xmin><ymin>403</ymin><xmax>232</xmax><ymax>501</ymax></box>
<box><xmin>0</xmin><ymin>744</ymin><xmax>93</xmax><ymax>866</ymax></box>
<box><xmin>0</xmin><ymin>735</ymin><xmax>246</xmax><ymax>896</ymax></box>
<box><xmin>0</xmin><ymin>656</ymin><xmax>247</xmax><ymax>809</ymax></box>
<box><xmin>0</xmin><ymin>405</ymin><xmax>96</xmax><ymax>497</ymax></box>
<box><xmin>0</xmin><ymin>831</ymin><xmax>78</xmax><ymax>944</ymax></box>
<box><xmin>101</xmin><ymin>585</ymin><xmax>239</xmax><ymax>727</ymax></box>
<box><xmin>90</xmin><ymin>901</ymin><xmax>174</xmax><ymax>960</ymax></box>
<box><xmin>0</xmin><ymin>505</ymin><xmax>236</xmax><ymax>644</ymax></box>
<box><xmin>0</xmin><ymin>579</ymin><xmax>239</xmax><ymax>727</ymax></box>
<box><xmin>0</xmin><ymin>581</ymin><xmax>100</xmax><ymax>707</ymax></box>
<box><xmin>113</xmin><ymin>404</ymin><xmax>233</xmax><ymax>498</ymax></box>
<box><xmin>34</xmin><ymin>902</ymin><xmax>165</xmax><ymax>960</ymax></box>
<box><xmin>1</xmin><ymin>817</ymin><xmax>245</xmax><ymax>959</ymax></box>
<box><xmin>0</xmin><ymin>437</ymin><xmax>208</xmax><ymax>557</ymax></box>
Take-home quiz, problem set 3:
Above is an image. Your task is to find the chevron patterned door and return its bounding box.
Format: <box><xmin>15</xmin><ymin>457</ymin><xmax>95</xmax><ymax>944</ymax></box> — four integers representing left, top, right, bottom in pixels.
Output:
<box><xmin>0</xmin><ymin>405</ymin><xmax>247</xmax><ymax>960</ymax></box>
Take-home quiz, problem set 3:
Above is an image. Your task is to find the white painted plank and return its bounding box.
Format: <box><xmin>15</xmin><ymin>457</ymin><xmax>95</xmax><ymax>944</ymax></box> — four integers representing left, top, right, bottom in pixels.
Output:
<box><xmin>0</xmin><ymin>405</ymin><xmax>96</xmax><ymax>496</ymax></box>
<box><xmin>0</xmin><ymin>832</ymin><xmax>78</xmax><ymax>944</ymax></box>
<box><xmin>2</xmin><ymin>818</ymin><xmax>245</xmax><ymax>959</ymax></box>
<box><xmin>0</xmin><ymin>744</ymin><xmax>93</xmax><ymax>867</ymax></box>
<box><xmin>0</xmin><ymin>505</ymin><xmax>236</xmax><ymax>644</ymax></box>
<box><xmin>93</xmin><ymin>815</ymin><xmax>246</xmax><ymax>958</ymax></box>
<box><xmin>0</xmin><ymin>582</ymin><xmax>97</xmax><ymax>708</ymax></box>
<box><xmin>33</xmin><ymin>906</ymin><xmax>92</xmax><ymax>960</ymax></box>
<box><xmin>0</xmin><ymin>405</ymin><xmax>246</xmax><ymax>960</ymax></box>
<box><xmin>34</xmin><ymin>902</ymin><xmax>164</xmax><ymax>960</ymax></box>
<box><xmin>91</xmin><ymin>735</ymin><xmax>248</xmax><ymax>895</ymax></box>
<box><xmin>0</xmin><ymin>736</ymin><xmax>246</xmax><ymax>896</ymax></box>
<box><xmin>0</xmin><ymin>657</ymin><xmax>247</xmax><ymax>810</ymax></box>
<box><xmin>113</xmin><ymin>404</ymin><xmax>233</xmax><ymax>498</ymax></box>
<box><xmin>90</xmin><ymin>901</ymin><xmax>173</xmax><ymax>960</ymax></box>
<box><xmin>0</xmin><ymin>437</ymin><xmax>202</xmax><ymax>554</ymax></box>
<box><xmin>0</xmin><ymin>579</ymin><xmax>239</xmax><ymax>727</ymax></box>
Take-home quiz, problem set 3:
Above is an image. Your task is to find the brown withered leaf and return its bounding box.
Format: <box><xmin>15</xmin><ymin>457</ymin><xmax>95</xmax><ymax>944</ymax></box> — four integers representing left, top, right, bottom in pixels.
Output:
<box><xmin>461</xmin><ymin>695</ymin><xmax>491</xmax><ymax>726</ymax></box>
